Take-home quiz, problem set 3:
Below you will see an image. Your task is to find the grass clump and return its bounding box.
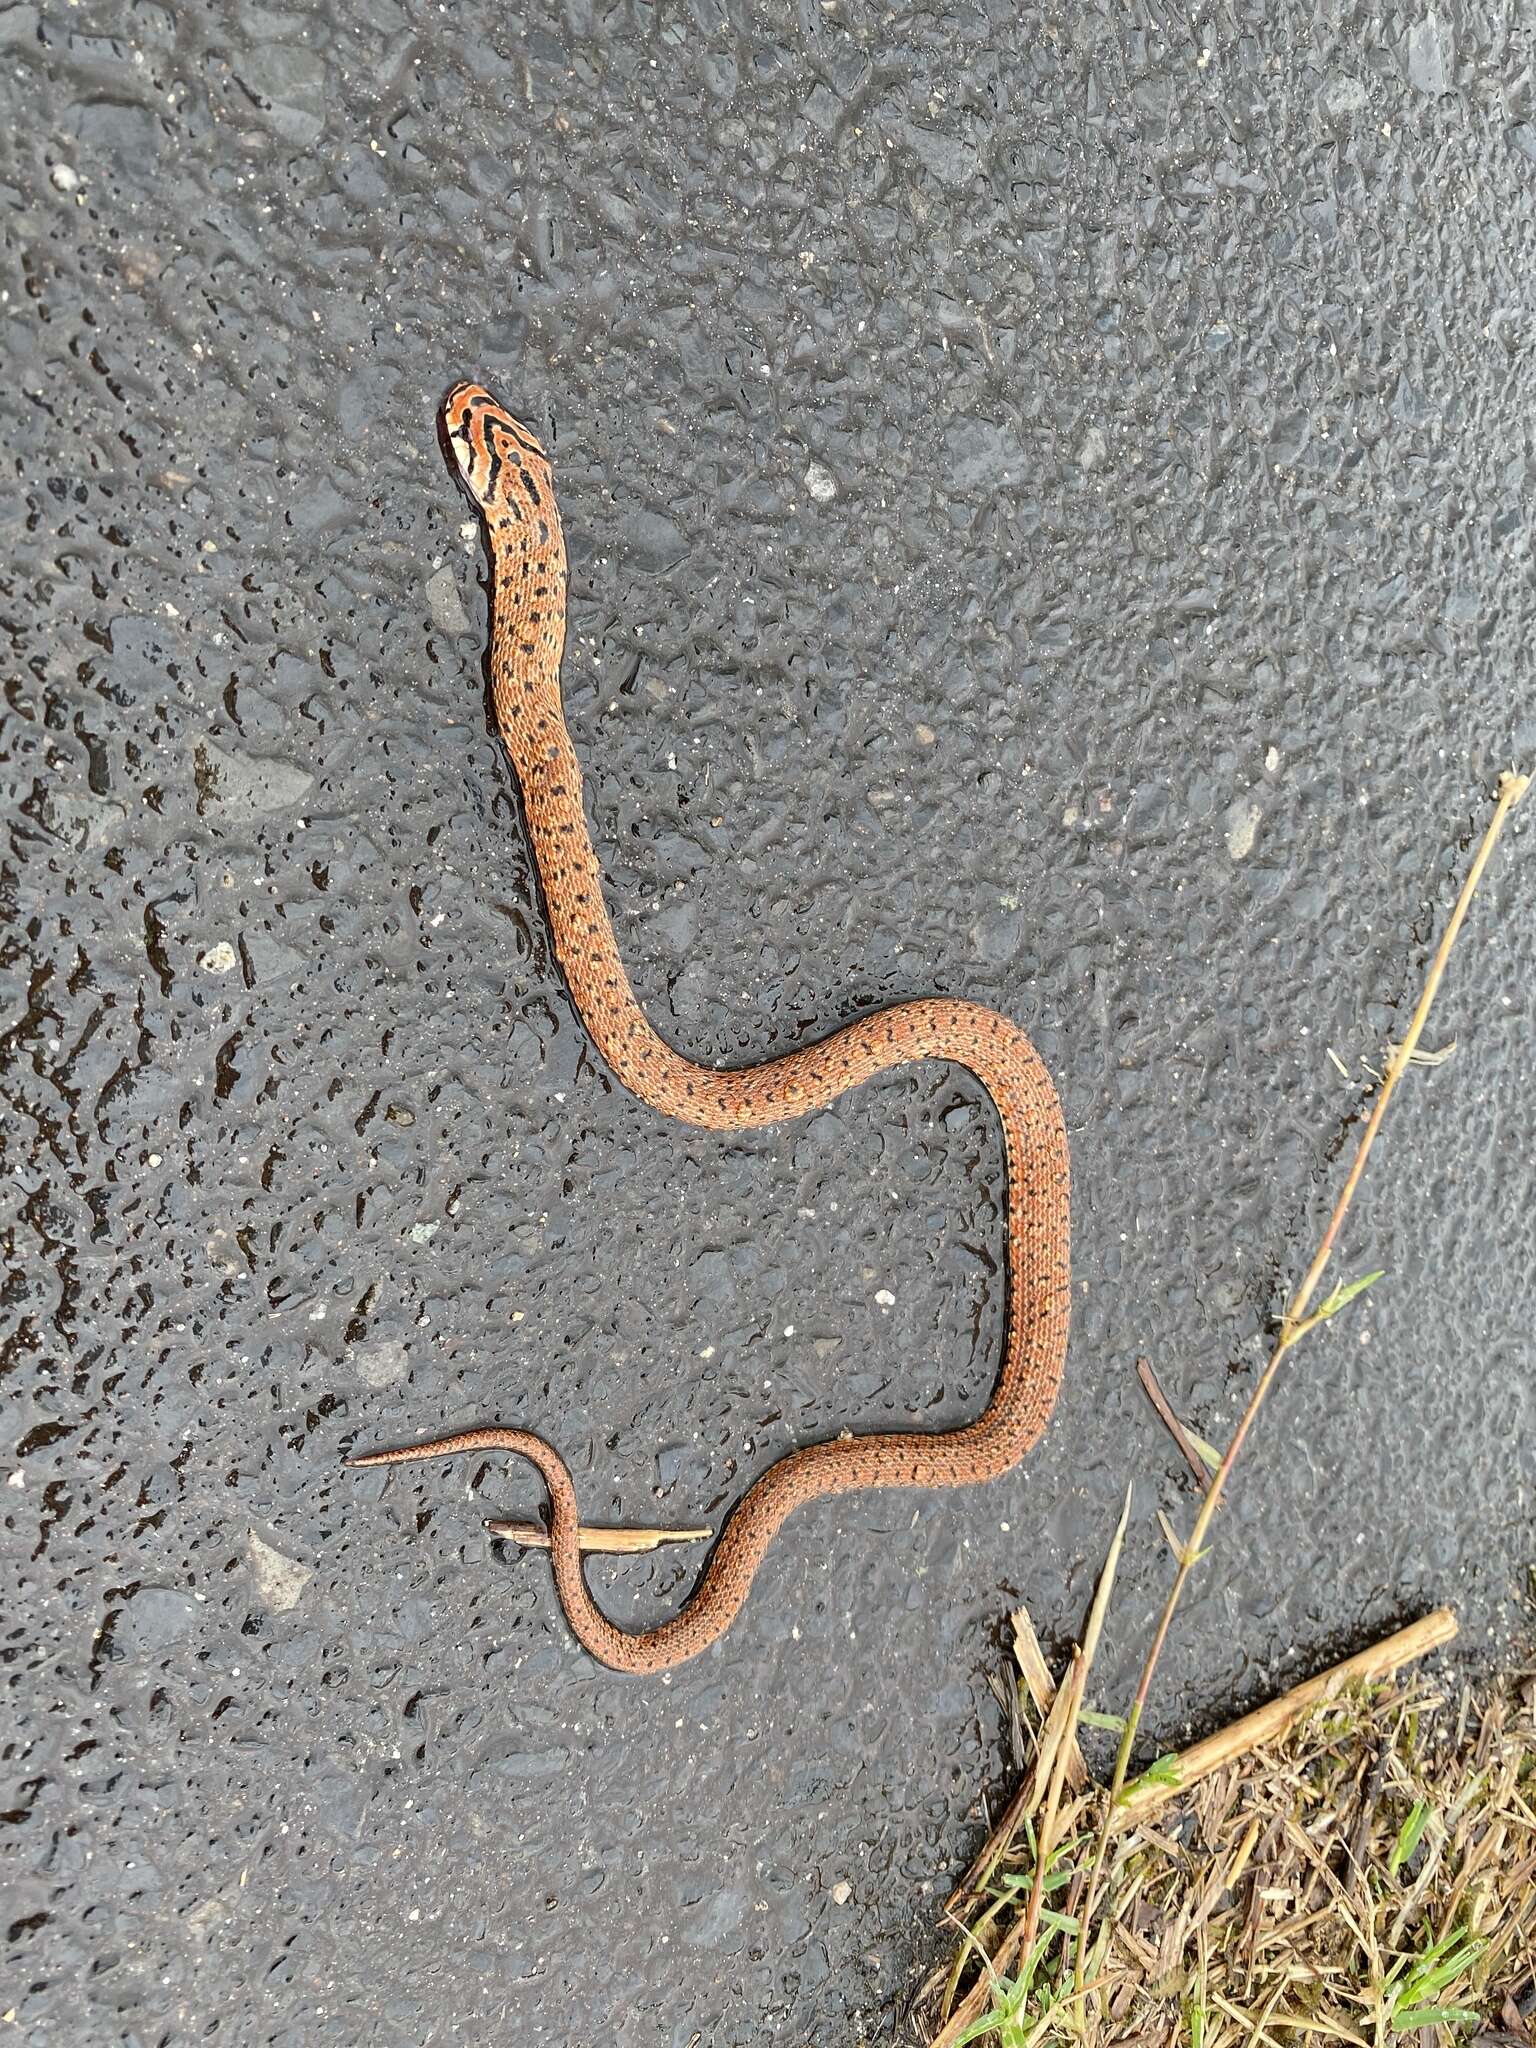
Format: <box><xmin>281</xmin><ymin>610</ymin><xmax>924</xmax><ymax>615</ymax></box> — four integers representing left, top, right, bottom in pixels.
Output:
<box><xmin>921</xmin><ymin>1672</ymin><xmax>1536</xmax><ymax>2047</ymax></box>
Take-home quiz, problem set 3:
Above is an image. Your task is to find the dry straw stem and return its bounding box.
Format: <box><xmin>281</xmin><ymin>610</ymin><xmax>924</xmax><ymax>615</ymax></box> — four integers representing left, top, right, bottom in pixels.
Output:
<box><xmin>945</xmin><ymin>1611</ymin><xmax>1089</xmax><ymax>1928</ymax></box>
<box><xmin>1016</xmin><ymin>1490</ymin><xmax>1133</xmax><ymax>1961</ymax></box>
<box><xmin>1111</xmin><ymin>1607</ymin><xmax>1458</xmax><ymax>1830</ymax></box>
<box><xmin>1073</xmin><ymin>769</ymin><xmax>1528</xmax><ymax>1989</ymax></box>
<box><xmin>484</xmin><ymin>1519</ymin><xmax>711</xmax><ymax>1553</ymax></box>
<box><xmin>924</xmin><ymin>1502</ymin><xmax>1131</xmax><ymax>2045</ymax></box>
<box><xmin>1011</xmin><ymin>1604</ymin><xmax>1089</xmax><ymax>1794</ymax></box>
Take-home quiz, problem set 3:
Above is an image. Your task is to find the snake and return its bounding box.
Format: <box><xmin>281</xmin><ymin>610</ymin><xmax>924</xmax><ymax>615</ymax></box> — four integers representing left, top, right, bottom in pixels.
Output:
<box><xmin>346</xmin><ymin>381</ymin><xmax>1072</xmax><ymax>1674</ymax></box>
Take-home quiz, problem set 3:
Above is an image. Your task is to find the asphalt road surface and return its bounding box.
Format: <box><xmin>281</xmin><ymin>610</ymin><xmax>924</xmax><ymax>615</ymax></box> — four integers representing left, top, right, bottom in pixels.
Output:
<box><xmin>3</xmin><ymin>2</ymin><xmax>1532</xmax><ymax>2042</ymax></box>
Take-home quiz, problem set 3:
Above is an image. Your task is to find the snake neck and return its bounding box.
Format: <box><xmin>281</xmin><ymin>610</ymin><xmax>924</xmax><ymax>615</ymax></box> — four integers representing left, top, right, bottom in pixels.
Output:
<box><xmin>486</xmin><ymin>513</ymin><xmax>570</xmax><ymax>738</ymax></box>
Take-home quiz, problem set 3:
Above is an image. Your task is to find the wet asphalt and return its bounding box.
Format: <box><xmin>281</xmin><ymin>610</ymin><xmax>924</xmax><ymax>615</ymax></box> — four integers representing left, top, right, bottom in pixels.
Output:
<box><xmin>2</xmin><ymin>1</ymin><xmax>1533</xmax><ymax>2042</ymax></box>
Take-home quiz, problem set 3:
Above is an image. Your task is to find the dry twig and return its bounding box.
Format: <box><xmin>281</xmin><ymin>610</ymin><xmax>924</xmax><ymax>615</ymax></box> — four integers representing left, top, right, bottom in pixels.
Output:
<box><xmin>485</xmin><ymin>1518</ymin><xmax>711</xmax><ymax>1553</ymax></box>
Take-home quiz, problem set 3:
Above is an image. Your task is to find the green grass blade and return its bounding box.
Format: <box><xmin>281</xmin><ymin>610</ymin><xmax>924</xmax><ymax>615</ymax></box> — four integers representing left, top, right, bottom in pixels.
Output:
<box><xmin>1390</xmin><ymin>2003</ymin><xmax>1480</xmax><ymax>2033</ymax></box>
<box><xmin>1388</xmin><ymin>1796</ymin><xmax>1432</xmax><ymax>1874</ymax></box>
<box><xmin>1119</xmin><ymin>1752</ymin><xmax>1182</xmax><ymax>1802</ymax></box>
<box><xmin>1078</xmin><ymin>1707</ymin><xmax>1128</xmax><ymax>1733</ymax></box>
<box><xmin>1315</xmin><ymin>1268</ymin><xmax>1386</xmax><ymax>1320</ymax></box>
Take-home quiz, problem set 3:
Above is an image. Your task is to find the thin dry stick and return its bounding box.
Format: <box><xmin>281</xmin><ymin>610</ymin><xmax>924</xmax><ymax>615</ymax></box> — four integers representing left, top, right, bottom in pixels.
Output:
<box><xmin>1073</xmin><ymin>769</ymin><xmax>1527</xmax><ymax>1998</ymax></box>
<box><xmin>485</xmin><ymin>1518</ymin><xmax>711</xmax><ymax>1553</ymax></box>
<box><xmin>1112</xmin><ymin>1606</ymin><xmax>1456</xmax><ymax>1828</ymax></box>
<box><xmin>1017</xmin><ymin>1647</ymin><xmax>1086</xmax><ymax>1964</ymax></box>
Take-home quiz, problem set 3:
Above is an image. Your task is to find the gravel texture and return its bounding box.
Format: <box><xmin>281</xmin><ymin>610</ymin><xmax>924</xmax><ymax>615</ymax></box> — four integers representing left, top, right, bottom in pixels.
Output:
<box><xmin>2</xmin><ymin>2</ymin><xmax>1532</xmax><ymax>2043</ymax></box>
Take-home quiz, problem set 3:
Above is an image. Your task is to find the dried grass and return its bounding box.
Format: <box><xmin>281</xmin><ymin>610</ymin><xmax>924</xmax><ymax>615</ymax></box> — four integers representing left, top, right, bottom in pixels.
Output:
<box><xmin>915</xmin><ymin>1671</ymin><xmax>1536</xmax><ymax>2048</ymax></box>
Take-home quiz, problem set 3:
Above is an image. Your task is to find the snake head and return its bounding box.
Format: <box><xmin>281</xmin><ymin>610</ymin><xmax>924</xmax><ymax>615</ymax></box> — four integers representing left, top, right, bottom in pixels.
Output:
<box><xmin>441</xmin><ymin>381</ymin><xmax>553</xmax><ymax>519</ymax></box>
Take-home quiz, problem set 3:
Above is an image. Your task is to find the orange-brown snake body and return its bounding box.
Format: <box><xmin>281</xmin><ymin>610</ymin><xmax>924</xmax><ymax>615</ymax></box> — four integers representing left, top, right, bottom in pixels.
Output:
<box><xmin>347</xmin><ymin>383</ymin><xmax>1072</xmax><ymax>1673</ymax></box>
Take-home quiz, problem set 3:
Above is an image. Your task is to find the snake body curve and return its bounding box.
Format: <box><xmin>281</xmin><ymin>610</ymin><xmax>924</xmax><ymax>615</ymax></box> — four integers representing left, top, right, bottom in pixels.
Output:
<box><xmin>348</xmin><ymin>382</ymin><xmax>1071</xmax><ymax>1674</ymax></box>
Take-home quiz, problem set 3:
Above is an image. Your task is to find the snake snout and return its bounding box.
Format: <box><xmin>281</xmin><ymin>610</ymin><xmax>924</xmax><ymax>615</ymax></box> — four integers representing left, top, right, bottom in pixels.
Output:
<box><xmin>439</xmin><ymin>381</ymin><xmax>553</xmax><ymax>513</ymax></box>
